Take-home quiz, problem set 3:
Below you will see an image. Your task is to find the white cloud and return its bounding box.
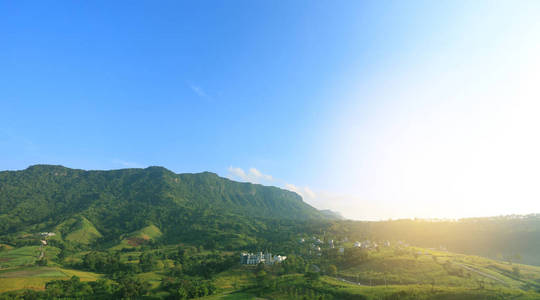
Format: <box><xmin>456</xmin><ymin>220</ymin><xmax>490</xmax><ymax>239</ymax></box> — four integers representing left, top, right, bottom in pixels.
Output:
<box><xmin>188</xmin><ymin>83</ymin><xmax>208</xmax><ymax>98</ymax></box>
<box><xmin>284</xmin><ymin>183</ymin><xmax>300</xmax><ymax>194</ymax></box>
<box><xmin>228</xmin><ymin>166</ymin><xmax>247</xmax><ymax>179</ymax></box>
<box><xmin>227</xmin><ymin>166</ymin><xmax>273</xmax><ymax>183</ymax></box>
<box><xmin>284</xmin><ymin>183</ymin><xmax>316</xmax><ymax>200</ymax></box>
<box><xmin>249</xmin><ymin>167</ymin><xmax>272</xmax><ymax>181</ymax></box>
<box><xmin>303</xmin><ymin>186</ymin><xmax>316</xmax><ymax>198</ymax></box>
<box><xmin>227</xmin><ymin>167</ymin><xmax>353</xmax><ymax>219</ymax></box>
<box><xmin>112</xmin><ymin>159</ymin><xmax>143</xmax><ymax>168</ymax></box>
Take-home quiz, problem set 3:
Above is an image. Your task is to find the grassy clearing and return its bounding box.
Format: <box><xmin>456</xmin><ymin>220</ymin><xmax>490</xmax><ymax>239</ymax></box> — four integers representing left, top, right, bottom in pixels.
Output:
<box><xmin>196</xmin><ymin>291</ymin><xmax>258</xmax><ymax>300</ymax></box>
<box><xmin>136</xmin><ymin>271</ymin><xmax>164</xmax><ymax>289</ymax></box>
<box><xmin>256</xmin><ymin>274</ymin><xmax>540</xmax><ymax>300</ymax></box>
<box><xmin>0</xmin><ymin>266</ymin><xmax>100</xmax><ymax>292</ymax></box>
<box><xmin>64</xmin><ymin>216</ymin><xmax>102</xmax><ymax>245</ymax></box>
<box><xmin>213</xmin><ymin>267</ymin><xmax>257</xmax><ymax>291</ymax></box>
<box><xmin>0</xmin><ymin>246</ymin><xmax>39</xmax><ymax>268</ymax></box>
<box><xmin>0</xmin><ymin>244</ymin><xmax>13</xmax><ymax>251</ymax></box>
<box><xmin>0</xmin><ymin>245</ymin><xmax>62</xmax><ymax>269</ymax></box>
<box><xmin>338</xmin><ymin>246</ymin><xmax>540</xmax><ymax>292</ymax></box>
<box><xmin>111</xmin><ymin>224</ymin><xmax>162</xmax><ymax>250</ymax></box>
<box><xmin>319</xmin><ymin>276</ymin><xmax>540</xmax><ymax>300</ymax></box>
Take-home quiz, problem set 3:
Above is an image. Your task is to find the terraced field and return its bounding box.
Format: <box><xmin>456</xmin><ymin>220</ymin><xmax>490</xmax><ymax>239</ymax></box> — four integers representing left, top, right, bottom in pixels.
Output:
<box><xmin>0</xmin><ymin>266</ymin><xmax>100</xmax><ymax>292</ymax></box>
<box><xmin>0</xmin><ymin>246</ymin><xmax>40</xmax><ymax>268</ymax></box>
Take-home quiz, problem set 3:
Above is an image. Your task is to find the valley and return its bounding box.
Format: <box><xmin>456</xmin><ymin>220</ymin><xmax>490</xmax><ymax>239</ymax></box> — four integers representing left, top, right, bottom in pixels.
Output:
<box><xmin>1</xmin><ymin>166</ymin><xmax>540</xmax><ymax>299</ymax></box>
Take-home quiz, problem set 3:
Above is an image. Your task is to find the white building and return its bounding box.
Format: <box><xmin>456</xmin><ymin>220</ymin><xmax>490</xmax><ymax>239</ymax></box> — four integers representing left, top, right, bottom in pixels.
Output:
<box><xmin>240</xmin><ymin>251</ymin><xmax>287</xmax><ymax>265</ymax></box>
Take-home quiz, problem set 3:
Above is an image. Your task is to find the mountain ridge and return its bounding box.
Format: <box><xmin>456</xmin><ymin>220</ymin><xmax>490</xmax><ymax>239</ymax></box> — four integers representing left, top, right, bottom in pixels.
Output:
<box><xmin>0</xmin><ymin>164</ymin><xmax>335</xmax><ymax>249</ymax></box>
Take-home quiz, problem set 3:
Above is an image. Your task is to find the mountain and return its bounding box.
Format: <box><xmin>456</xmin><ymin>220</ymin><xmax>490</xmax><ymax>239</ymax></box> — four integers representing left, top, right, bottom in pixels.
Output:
<box><xmin>0</xmin><ymin>165</ymin><xmax>329</xmax><ymax>249</ymax></box>
<box><xmin>320</xmin><ymin>209</ymin><xmax>345</xmax><ymax>220</ymax></box>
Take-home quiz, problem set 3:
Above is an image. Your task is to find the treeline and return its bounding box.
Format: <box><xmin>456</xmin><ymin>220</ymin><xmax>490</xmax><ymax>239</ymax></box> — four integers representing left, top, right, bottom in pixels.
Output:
<box><xmin>67</xmin><ymin>246</ymin><xmax>237</xmax><ymax>278</ymax></box>
<box><xmin>0</xmin><ymin>275</ymin><xmax>216</xmax><ymax>300</ymax></box>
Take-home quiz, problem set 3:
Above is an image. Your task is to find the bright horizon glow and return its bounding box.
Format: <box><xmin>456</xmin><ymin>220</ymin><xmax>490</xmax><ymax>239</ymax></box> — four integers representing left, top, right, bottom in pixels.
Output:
<box><xmin>317</xmin><ymin>2</ymin><xmax>540</xmax><ymax>220</ymax></box>
<box><xmin>2</xmin><ymin>1</ymin><xmax>540</xmax><ymax>220</ymax></box>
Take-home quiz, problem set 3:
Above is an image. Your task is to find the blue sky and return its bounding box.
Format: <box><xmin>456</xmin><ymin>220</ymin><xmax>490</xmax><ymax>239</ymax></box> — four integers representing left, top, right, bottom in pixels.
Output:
<box><xmin>2</xmin><ymin>1</ymin><xmax>540</xmax><ymax>219</ymax></box>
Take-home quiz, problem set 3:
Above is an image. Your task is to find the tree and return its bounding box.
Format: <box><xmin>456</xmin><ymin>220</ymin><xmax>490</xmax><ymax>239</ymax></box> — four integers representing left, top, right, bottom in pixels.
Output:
<box><xmin>35</xmin><ymin>258</ymin><xmax>48</xmax><ymax>266</ymax></box>
<box><xmin>256</xmin><ymin>270</ymin><xmax>270</xmax><ymax>288</ymax></box>
<box><xmin>117</xmin><ymin>276</ymin><xmax>150</xmax><ymax>298</ymax></box>
<box><xmin>92</xmin><ymin>279</ymin><xmax>117</xmax><ymax>297</ymax></box>
<box><xmin>327</xmin><ymin>264</ymin><xmax>337</xmax><ymax>276</ymax></box>
<box><xmin>304</xmin><ymin>271</ymin><xmax>320</xmax><ymax>282</ymax></box>
<box><xmin>344</xmin><ymin>248</ymin><xmax>368</xmax><ymax>266</ymax></box>
<box><xmin>139</xmin><ymin>252</ymin><xmax>157</xmax><ymax>272</ymax></box>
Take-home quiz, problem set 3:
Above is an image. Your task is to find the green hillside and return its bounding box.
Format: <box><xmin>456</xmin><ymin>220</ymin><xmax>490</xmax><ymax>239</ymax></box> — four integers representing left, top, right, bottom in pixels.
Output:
<box><xmin>1</xmin><ymin>165</ymin><xmax>540</xmax><ymax>299</ymax></box>
<box><xmin>196</xmin><ymin>245</ymin><xmax>540</xmax><ymax>300</ymax></box>
<box><xmin>332</xmin><ymin>216</ymin><xmax>540</xmax><ymax>266</ymax></box>
<box><xmin>112</xmin><ymin>224</ymin><xmax>163</xmax><ymax>250</ymax></box>
<box><xmin>0</xmin><ymin>165</ymin><xmax>329</xmax><ymax>249</ymax></box>
<box><xmin>337</xmin><ymin>246</ymin><xmax>540</xmax><ymax>290</ymax></box>
<box><xmin>55</xmin><ymin>216</ymin><xmax>102</xmax><ymax>245</ymax></box>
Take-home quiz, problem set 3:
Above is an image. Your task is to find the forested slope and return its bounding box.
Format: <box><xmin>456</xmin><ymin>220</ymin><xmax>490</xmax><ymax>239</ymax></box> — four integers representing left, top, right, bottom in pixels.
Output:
<box><xmin>0</xmin><ymin>165</ymin><xmax>329</xmax><ymax>248</ymax></box>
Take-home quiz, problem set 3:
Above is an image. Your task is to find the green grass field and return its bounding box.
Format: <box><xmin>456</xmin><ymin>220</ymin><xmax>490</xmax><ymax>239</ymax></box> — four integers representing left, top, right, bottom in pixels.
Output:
<box><xmin>110</xmin><ymin>224</ymin><xmax>163</xmax><ymax>250</ymax></box>
<box><xmin>337</xmin><ymin>246</ymin><xmax>540</xmax><ymax>292</ymax></box>
<box><xmin>2</xmin><ymin>241</ymin><xmax>540</xmax><ymax>299</ymax></box>
<box><xmin>0</xmin><ymin>246</ymin><xmax>40</xmax><ymax>268</ymax></box>
<box><xmin>0</xmin><ymin>266</ymin><xmax>100</xmax><ymax>292</ymax></box>
<box><xmin>195</xmin><ymin>245</ymin><xmax>540</xmax><ymax>300</ymax></box>
<box><xmin>64</xmin><ymin>216</ymin><xmax>103</xmax><ymax>245</ymax></box>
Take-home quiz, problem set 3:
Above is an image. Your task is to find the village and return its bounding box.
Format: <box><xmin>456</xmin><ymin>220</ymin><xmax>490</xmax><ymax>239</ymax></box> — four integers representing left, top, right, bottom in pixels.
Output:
<box><xmin>240</xmin><ymin>236</ymin><xmax>411</xmax><ymax>266</ymax></box>
<box><xmin>298</xmin><ymin>235</ymin><xmax>395</xmax><ymax>256</ymax></box>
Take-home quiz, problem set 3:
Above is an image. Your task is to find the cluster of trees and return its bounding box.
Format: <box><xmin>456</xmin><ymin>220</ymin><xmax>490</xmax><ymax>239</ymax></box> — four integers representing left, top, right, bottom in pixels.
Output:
<box><xmin>165</xmin><ymin>247</ymin><xmax>238</xmax><ymax>279</ymax></box>
<box><xmin>0</xmin><ymin>276</ymin><xmax>148</xmax><ymax>300</ymax></box>
<box><xmin>80</xmin><ymin>251</ymin><xmax>131</xmax><ymax>274</ymax></box>
<box><xmin>160</xmin><ymin>278</ymin><xmax>216</xmax><ymax>299</ymax></box>
<box><xmin>69</xmin><ymin>244</ymin><xmax>239</xmax><ymax>279</ymax></box>
<box><xmin>0</xmin><ymin>275</ymin><xmax>216</xmax><ymax>299</ymax></box>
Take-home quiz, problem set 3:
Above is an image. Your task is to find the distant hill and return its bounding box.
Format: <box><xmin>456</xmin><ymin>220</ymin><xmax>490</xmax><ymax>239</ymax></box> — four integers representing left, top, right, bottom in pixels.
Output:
<box><xmin>337</xmin><ymin>215</ymin><xmax>540</xmax><ymax>266</ymax></box>
<box><xmin>0</xmin><ymin>165</ymin><xmax>329</xmax><ymax>249</ymax></box>
<box><xmin>320</xmin><ymin>209</ymin><xmax>345</xmax><ymax>220</ymax></box>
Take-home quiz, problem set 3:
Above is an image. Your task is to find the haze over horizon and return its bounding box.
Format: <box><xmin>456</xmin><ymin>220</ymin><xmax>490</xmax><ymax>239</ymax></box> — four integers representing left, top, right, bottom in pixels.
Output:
<box><xmin>2</xmin><ymin>1</ymin><xmax>540</xmax><ymax>220</ymax></box>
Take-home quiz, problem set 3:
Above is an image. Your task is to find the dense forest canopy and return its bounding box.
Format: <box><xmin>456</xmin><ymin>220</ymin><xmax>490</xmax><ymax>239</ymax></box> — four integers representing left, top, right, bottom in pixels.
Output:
<box><xmin>0</xmin><ymin>165</ymin><xmax>333</xmax><ymax>247</ymax></box>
